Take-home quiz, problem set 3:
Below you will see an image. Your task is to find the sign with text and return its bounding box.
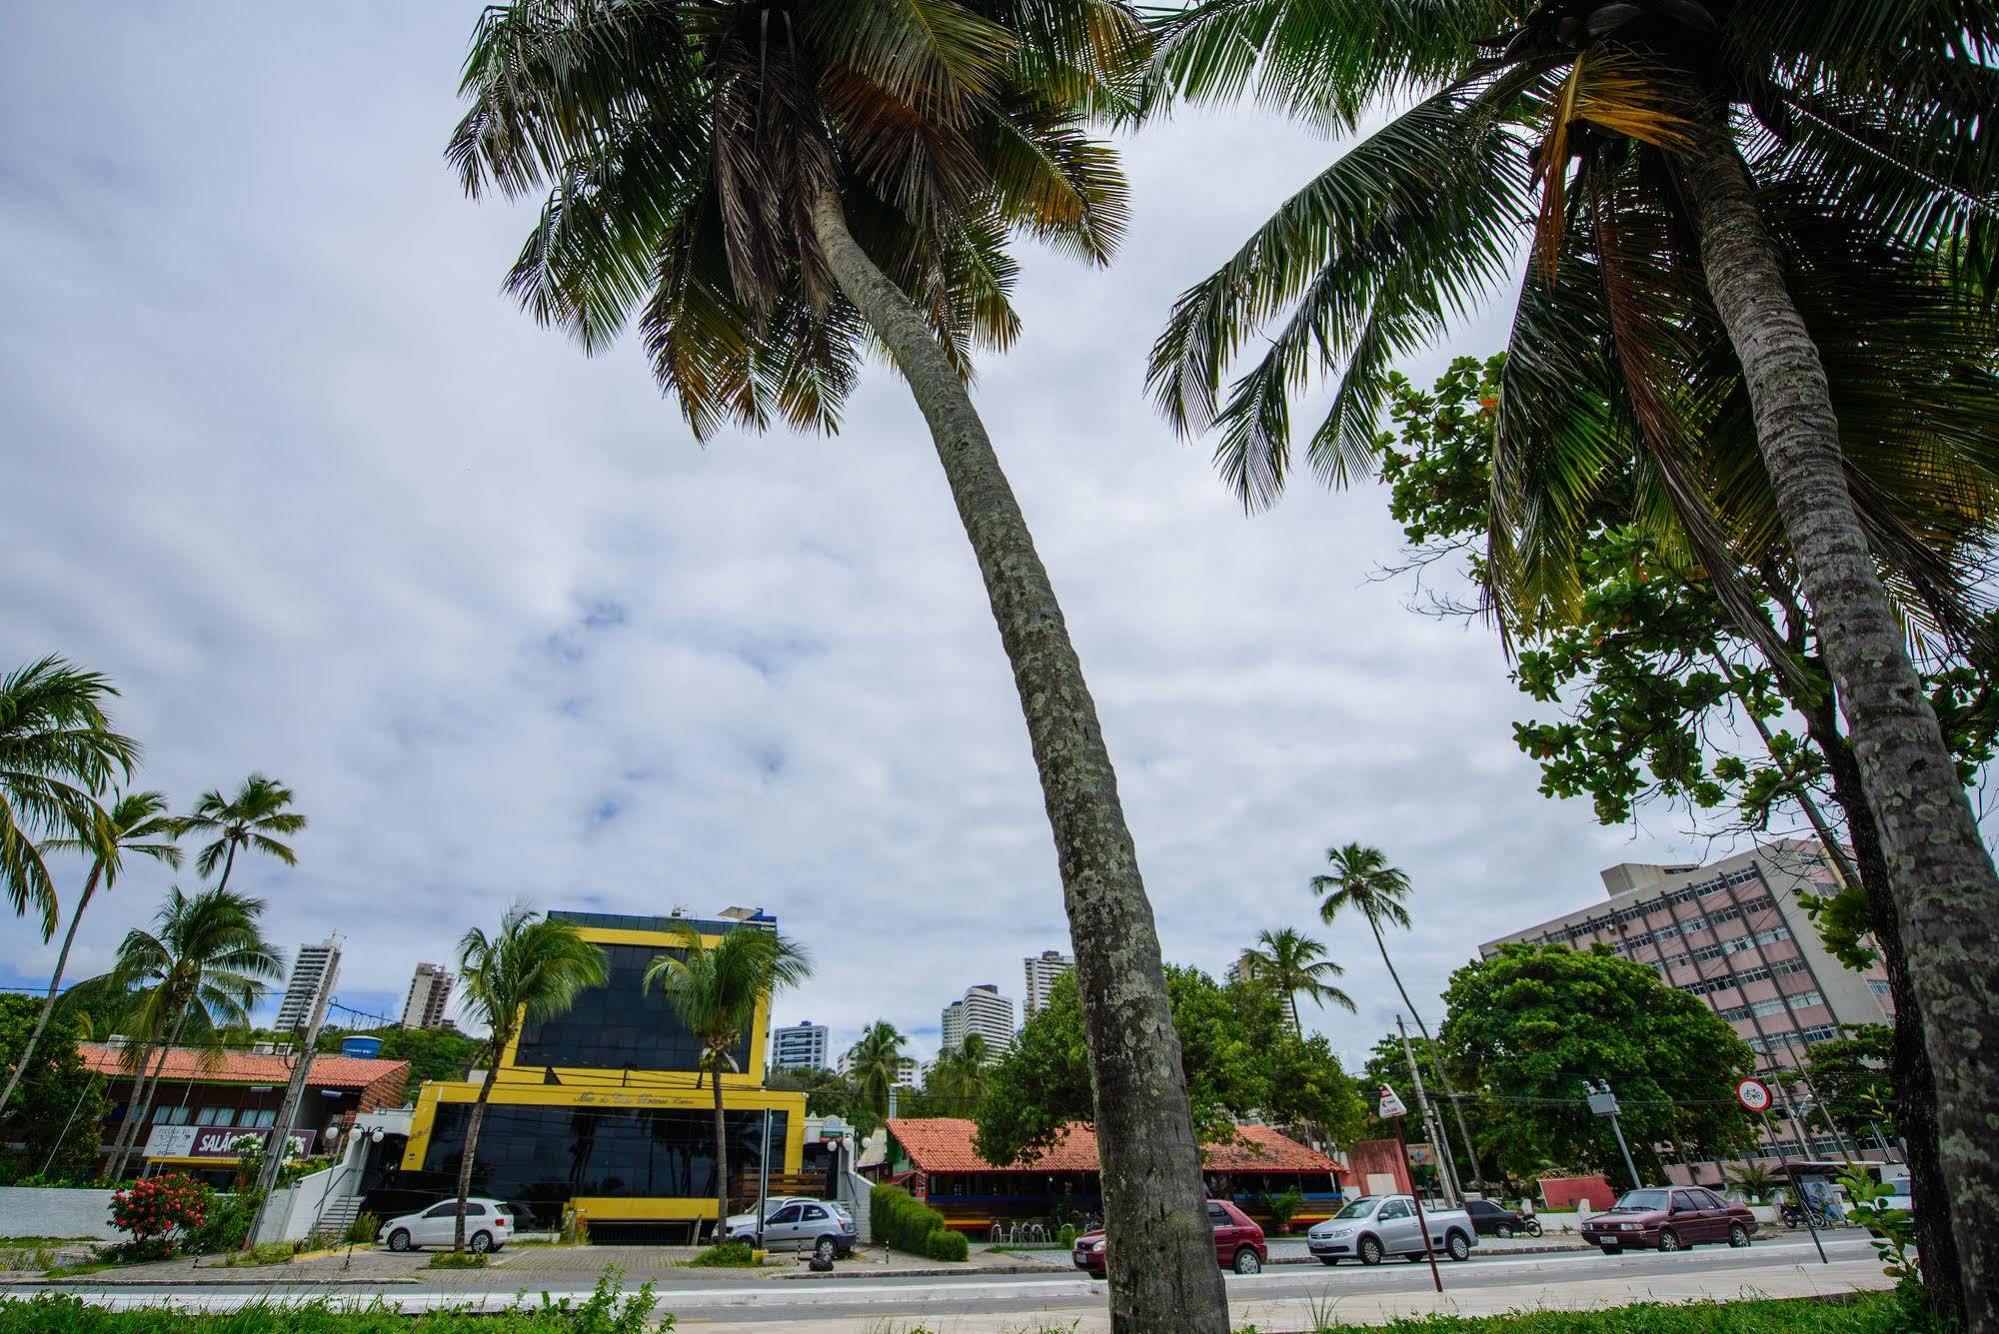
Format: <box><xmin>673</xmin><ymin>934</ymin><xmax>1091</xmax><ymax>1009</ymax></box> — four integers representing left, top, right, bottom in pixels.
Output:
<box><xmin>1377</xmin><ymin>1084</ymin><xmax>1408</xmax><ymax>1119</ymax></box>
<box><xmin>142</xmin><ymin>1125</ymin><xmax>313</xmax><ymax>1160</ymax></box>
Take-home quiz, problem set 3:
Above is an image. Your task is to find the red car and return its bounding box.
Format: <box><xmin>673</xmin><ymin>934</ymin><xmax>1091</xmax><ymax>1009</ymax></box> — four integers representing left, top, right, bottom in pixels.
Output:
<box><xmin>1580</xmin><ymin>1187</ymin><xmax>1756</xmax><ymax>1254</ymax></box>
<box><xmin>1072</xmin><ymin>1199</ymin><xmax>1267</xmax><ymax>1277</ymax></box>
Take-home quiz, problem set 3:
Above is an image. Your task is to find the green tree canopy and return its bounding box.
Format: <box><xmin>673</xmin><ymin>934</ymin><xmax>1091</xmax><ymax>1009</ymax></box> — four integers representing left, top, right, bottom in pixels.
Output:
<box><xmin>975</xmin><ymin>968</ymin><xmax>1364</xmax><ymax>1167</ymax></box>
<box><xmin>1779</xmin><ymin>1023</ymin><xmax>1894</xmax><ymax>1144</ymax></box>
<box><xmin>315</xmin><ymin>1025</ymin><xmax>483</xmax><ymax>1092</ymax></box>
<box><xmin>0</xmin><ymin>993</ymin><xmax>107</xmax><ymax>1184</ymax></box>
<box><xmin>1437</xmin><ymin>943</ymin><xmax>1758</xmax><ymax>1186</ymax></box>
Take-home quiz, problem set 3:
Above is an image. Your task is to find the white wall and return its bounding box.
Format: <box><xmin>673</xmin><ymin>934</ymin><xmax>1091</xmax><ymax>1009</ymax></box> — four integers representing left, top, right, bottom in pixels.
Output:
<box><xmin>0</xmin><ymin>1187</ymin><xmax>119</xmax><ymax>1240</ymax></box>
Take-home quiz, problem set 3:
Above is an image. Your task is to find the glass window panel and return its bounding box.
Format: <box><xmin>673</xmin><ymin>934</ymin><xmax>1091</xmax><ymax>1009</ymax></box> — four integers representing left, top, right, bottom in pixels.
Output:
<box><xmin>514</xmin><ymin>945</ymin><xmax>753</xmax><ymax>1074</ymax></box>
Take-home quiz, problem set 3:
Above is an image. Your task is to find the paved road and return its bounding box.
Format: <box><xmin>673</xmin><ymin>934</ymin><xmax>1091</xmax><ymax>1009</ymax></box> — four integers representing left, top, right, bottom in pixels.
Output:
<box><xmin>8</xmin><ymin>1234</ymin><xmax>1884</xmax><ymax>1327</ymax></box>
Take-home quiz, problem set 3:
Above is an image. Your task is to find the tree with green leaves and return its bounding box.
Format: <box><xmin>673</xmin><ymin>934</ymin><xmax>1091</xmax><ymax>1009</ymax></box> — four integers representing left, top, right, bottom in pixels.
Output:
<box><xmin>1374</xmin><ymin>354</ymin><xmax>1992</xmax><ymax>1298</ymax></box>
<box><xmin>1312</xmin><ymin>844</ymin><xmax>1483</xmax><ymax>1191</ymax></box>
<box><xmin>0</xmin><ymin>790</ymin><xmax>179</xmax><ymax>1121</ymax></box>
<box><xmin>1149</xmin><ymin>9</ymin><xmax>1999</xmax><ymax>1318</ymax></box>
<box><xmin>314</xmin><ymin>1024</ymin><xmax>482</xmax><ymax>1092</ymax></box>
<box><xmin>842</xmin><ymin>1020</ymin><xmax>909</xmax><ymax>1142</ymax></box>
<box><xmin>101</xmin><ymin>886</ymin><xmax>283</xmax><ymax>1181</ymax></box>
<box><xmin>1237</xmin><ymin>927</ymin><xmax>1354</xmax><ymax>1033</ymax></box>
<box><xmin>453</xmin><ymin>905</ymin><xmax>607</xmax><ymax>1253</ymax></box>
<box><xmin>447</xmin><ymin>6</ymin><xmax>1228</xmax><ymax>1322</ymax></box>
<box><xmin>766</xmin><ymin>1064</ymin><xmax>854</xmax><ymax>1121</ymax></box>
<box><xmin>0</xmin><ymin>657</ymin><xmax>139</xmax><ymax>939</ymax></box>
<box><xmin>645</xmin><ymin>922</ymin><xmax>811</xmax><ymax>1242</ymax></box>
<box><xmin>1725</xmin><ymin>1160</ymin><xmax>1782</xmax><ymax>1204</ymax></box>
<box><xmin>976</xmin><ymin>968</ymin><xmax>1365</xmax><ymax>1169</ymax></box>
<box><xmin>179</xmin><ymin>775</ymin><xmax>307</xmax><ymax>893</ymax></box>
<box><xmin>1439</xmin><ymin>943</ymin><xmax>1759</xmax><ymax>1185</ymax></box>
<box><xmin>0</xmin><ymin>994</ymin><xmax>107</xmax><ymax>1185</ymax></box>
<box><xmin>925</xmin><ymin>1032</ymin><xmax>995</xmax><ymax>1115</ymax></box>
<box><xmin>1779</xmin><ymin>1023</ymin><xmax>1895</xmax><ymax>1146</ymax></box>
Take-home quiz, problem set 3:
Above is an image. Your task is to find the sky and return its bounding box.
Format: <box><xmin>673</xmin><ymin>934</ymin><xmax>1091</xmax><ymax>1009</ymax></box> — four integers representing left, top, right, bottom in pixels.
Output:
<box><xmin>1</xmin><ymin>4</ymin><xmax>1753</xmax><ymax>1072</ymax></box>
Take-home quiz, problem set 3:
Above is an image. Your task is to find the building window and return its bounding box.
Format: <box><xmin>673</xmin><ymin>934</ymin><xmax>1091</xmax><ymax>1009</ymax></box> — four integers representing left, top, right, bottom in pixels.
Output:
<box><xmin>1868</xmin><ymin>980</ymin><xmax>1893</xmax><ymax>997</ymax></box>
<box><xmin>515</xmin><ymin>943</ymin><xmax>749</xmax><ymax>1074</ymax></box>
<box><xmin>153</xmin><ymin>1105</ymin><xmax>192</xmax><ymax>1125</ymax></box>
<box><xmin>244</xmin><ymin>1108</ymin><xmax>277</xmax><ymax>1127</ymax></box>
<box><xmin>420</xmin><ymin>1102</ymin><xmax>788</xmax><ymax>1229</ymax></box>
<box><xmin>196</xmin><ymin>1106</ymin><xmax>238</xmax><ymax>1127</ymax></box>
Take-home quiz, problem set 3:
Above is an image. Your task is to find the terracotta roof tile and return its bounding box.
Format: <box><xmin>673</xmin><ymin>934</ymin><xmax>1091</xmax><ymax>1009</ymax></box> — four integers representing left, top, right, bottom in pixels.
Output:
<box><xmin>887</xmin><ymin>1117</ymin><xmax>1341</xmax><ymax>1177</ymax></box>
<box><xmin>81</xmin><ymin>1043</ymin><xmax>409</xmax><ymax>1092</ymax></box>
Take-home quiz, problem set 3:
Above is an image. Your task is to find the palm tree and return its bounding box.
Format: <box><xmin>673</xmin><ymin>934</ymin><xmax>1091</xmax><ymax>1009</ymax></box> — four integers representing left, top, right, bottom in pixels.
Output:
<box><xmin>0</xmin><ymin>790</ymin><xmax>179</xmax><ymax>1120</ymax></box>
<box><xmin>644</xmin><ymin>923</ymin><xmax>811</xmax><ymax>1242</ymax></box>
<box><xmin>0</xmin><ymin>657</ymin><xmax>139</xmax><ymax>939</ymax></box>
<box><xmin>453</xmin><ymin>905</ymin><xmax>607</xmax><ymax>1253</ymax></box>
<box><xmin>448</xmin><ymin>7</ymin><xmax>1227</xmax><ymax>1322</ymax></box>
<box><xmin>179</xmin><ymin>774</ymin><xmax>307</xmax><ymax>892</ymax></box>
<box><xmin>1725</xmin><ymin>1160</ymin><xmax>1782</xmax><ymax>1205</ymax></box>
<box><xmin>1237</xmin><ymin>927</ymin><xmax>1354</xmax><ymax>1033</ymax></box>
<box><xmin>1312</xmin><ymin>844</ymin><xmax>1483</xmax><ymax>1194</ymax></box>
<box><xmin>1150</xmin><ymin>11</ymin><xmax>1998</xmax><ymax>1319</ymax></box>
<box><xmin>925</xmin><ymin>1032</ymin><xmax>995</xmax><ymax>1114</ymax></box>
<box><xmin>101</xmin><ymin>885</ymin><xmax>282</xmax><ymax>1180</ymax></box>
<box><xmin>843</xmin><ymin>1021</ymin><xmax>909</xmax><ymax>1139</ymax></box>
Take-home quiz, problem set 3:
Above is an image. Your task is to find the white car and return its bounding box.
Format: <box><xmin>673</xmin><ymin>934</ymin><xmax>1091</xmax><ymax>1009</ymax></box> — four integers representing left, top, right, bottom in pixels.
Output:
<box><xmin>722</xmin><ymin>1197</ymin><xmax>856</xmax><ymax>1260</ymax></box>
<box><xmin>379</xmin><ymin>1197</ymin><xmax>515</xmax><ymax>1253</ymax></box>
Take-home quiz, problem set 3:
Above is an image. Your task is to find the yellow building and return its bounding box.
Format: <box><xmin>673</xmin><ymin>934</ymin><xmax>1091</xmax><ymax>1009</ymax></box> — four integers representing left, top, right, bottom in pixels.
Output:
<box><xmin>401</xmin><ymin>910</ymin><xmax>806</xmax><ymax>1235</ymax></box>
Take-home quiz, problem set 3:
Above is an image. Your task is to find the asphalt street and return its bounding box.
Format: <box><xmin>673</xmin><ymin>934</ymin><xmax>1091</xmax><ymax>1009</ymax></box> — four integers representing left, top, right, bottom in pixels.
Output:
<box><xmin>7</xmin><ymin>1234</ymin><xmax>1884</xmax><ymax>1326</ymax></box>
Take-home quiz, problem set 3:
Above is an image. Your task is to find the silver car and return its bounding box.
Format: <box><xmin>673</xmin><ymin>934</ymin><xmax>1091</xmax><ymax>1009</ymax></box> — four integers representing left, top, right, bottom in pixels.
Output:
<box><xmin>1307</xmin><ymin>1194</ymin><xmax>1478</xmax><ymax>1265</ymax></box>
<box><xmin>722</xmin><ymin>1198</ymin><xmax>856</xmax><ymax>1260</ymax></box>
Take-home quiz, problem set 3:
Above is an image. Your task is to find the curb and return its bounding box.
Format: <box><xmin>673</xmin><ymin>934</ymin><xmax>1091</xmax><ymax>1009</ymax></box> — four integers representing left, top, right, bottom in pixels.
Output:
<box><xmin>1269</xmin><ymin>1242</ymin><xmax>1588</xmax><ymax>1266</ymax></box>
<box><xmin>776</xmin><ymin>1262</ymin><xmax>1056</xmax><ymax>1281</ymax></box>
<box><xmin>1</xmin><ymin>1276</ymin><xmax>422</xmax><ymax>1289</ymax></box>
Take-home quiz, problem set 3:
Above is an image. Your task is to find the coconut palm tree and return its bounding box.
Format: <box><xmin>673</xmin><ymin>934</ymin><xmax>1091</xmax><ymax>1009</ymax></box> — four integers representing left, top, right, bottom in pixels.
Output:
<box><xmin>448</xmin><ymin>6</ymin><xmax>1226</xmax><ymax>1322</ymax></box>
<box><xmin>453</xmin><ymin>905</ymin><xmax>607</xmax><ymax>1252</ymax></box>
<box><xmin>1236</xmin><ymin>927</ymin><xmax>1354</xmax><ymax>1033</ymax></box>
<box><xmin>179</xmin><ymin>774</ymin><xmax>307</xmax><ymax>892</ymax></box>
<box><xmin>0</xmin><ymin>657</ymin><xmax>139</xmax><ymax>939</ymax></box>
<box><xmin>644</xmin><ymin>922</ymin><xmax>811</xmax><ymax>1242</ymax></box>
<box><xmin>1312</xmin><ymin>844</ymin><xmax>1484</xmax><ymax>1195</ymax></box>
<box><xmin>1150</xmin><ymin>9</ymin><xmax>1999</xmax><ymax>1319</ymax></box>
<box><xmin>0</xmin><ymin>790</ymin><xmax>179</xmax><ymax>1120</ymax></box>
<box><xmin>925</xmin><ymin>1032</ymin><xmax>995</xmax><ymax>1114</ymax></box>
<box><xmin>843</xmin><ymin>1020</ymin><xmax>909</xmax><ymax>1139</ymax></box>
<box><xmin>100</xmin><ymin>885</ymin><xmax>282</xmax><ymax>1180</ymax></box>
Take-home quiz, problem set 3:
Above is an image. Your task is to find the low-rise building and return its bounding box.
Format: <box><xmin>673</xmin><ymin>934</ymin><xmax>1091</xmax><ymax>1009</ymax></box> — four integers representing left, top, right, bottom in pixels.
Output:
<box><xmin>770</xmin><ymin>1021</ymin><xmax>829</xmax><ymax>1073</ymax></box>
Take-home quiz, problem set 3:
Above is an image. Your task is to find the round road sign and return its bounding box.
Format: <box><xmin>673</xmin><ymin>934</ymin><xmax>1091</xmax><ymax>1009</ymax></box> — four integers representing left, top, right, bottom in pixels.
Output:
<box><xmin>1736</xmin><ymin>1077</ymin><xmax>1774</xmax><ymax>1113</ymax></box>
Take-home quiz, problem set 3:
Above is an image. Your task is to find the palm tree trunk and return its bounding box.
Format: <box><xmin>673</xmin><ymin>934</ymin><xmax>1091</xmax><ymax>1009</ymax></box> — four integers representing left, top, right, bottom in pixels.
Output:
<box><xmin>0</xmin><ymin>869</ymin><xmax>97</xmax><ymax>1118</ymax></box>
<box><xmin>809</xmin><ymin>186</ymin><xmax>1229</xmax><ymax>1334</ymax></box>
<box><xmin>1367</xmin><ymin>916</ymin><xmax>1484</xmax><ymax>1195</ymax></box>
<box><xmin>711</xmin><ymin>1051</ymin><xmax>729</xmax><ymax>1247</ymax></box>
<box><xmin>1680</xmin><ymin>122</ymin><xmax>1999</xmax><ymax>1330</ymax></box>
<box><xmin>454</xmin><ymin>1061</ymin><xmax>500</xmax><ymax>1252</ymax></box>
<box><xmin>108</xmin><ymin>1010</ymin><xmax>186</xmax><ymax>1181</ymax></box>
<box><xmin>214</xmin><ymin>841</ymin><xmax>237</xmax><ymax>893</ymax></box>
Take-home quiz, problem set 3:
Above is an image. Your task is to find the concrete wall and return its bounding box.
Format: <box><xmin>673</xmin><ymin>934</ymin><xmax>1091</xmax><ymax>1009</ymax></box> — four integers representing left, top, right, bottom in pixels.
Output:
<box><xmin>0</xmin><ymin>1187</ymin><xmax>119</xmax><ymax>1240</ymax></box>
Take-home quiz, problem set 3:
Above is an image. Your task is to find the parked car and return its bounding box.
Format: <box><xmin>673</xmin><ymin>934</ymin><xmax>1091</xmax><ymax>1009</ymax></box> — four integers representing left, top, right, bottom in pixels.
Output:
<box><xmin>1580</xmin><ymin>1187</ymin><xmax>1755</xmax><ymax>1254</ymax></box>
<box><xmin>1072</xmin><ymin>1199</ymin><xmax>1266</xmax><ymax>1278</ymax></box>
<box><xmin>1463</xmin><ymin>1198</ymin><xmax>1539</xmax><ymax>1238</ymax></box>
<box><xmin>379</xmin><ymin>1197</ymin><xmax>514</xmax><ymax>1253</ymax></box>
<box><xmin>1306</xmin><ymin>1194</ymin><xmax>1479</xmax><ymax>1265</ymax></box>
<box><xmin>721</xmin><ymin>1197</ymin><xmax>856</xmax><ymax>1260</ymax></box>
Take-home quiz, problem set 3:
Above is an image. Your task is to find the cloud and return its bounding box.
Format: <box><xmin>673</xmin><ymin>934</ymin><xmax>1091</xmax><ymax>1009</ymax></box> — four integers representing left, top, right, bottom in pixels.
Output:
<box><xmin>3</xmin><ymin>4</ymin><xmax>1716</xmax><ymax>1072</ymax></box>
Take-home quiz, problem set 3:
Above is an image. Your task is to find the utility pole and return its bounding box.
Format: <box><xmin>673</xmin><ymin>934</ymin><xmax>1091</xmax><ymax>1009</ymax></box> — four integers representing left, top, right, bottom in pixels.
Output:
<box><xmin>1582</xmin><ymin>1080</ymin><xmax>1643</xmax><ymax>1191</ymax></box>
<box><xmin>1398</xmin><ymin>1015</ymin><xmax>1461</xmax><ymax>1205</ymax></box>
<box><xmin>244</xmin><ymin>941</ymin><xmax>339</xmax><ymax>1248</ymax></box>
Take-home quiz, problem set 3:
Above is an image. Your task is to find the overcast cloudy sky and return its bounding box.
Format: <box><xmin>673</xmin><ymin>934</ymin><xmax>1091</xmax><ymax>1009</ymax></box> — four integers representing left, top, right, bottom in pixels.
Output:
<box><xmin>3</xmin><ymin>4</ymin><xmax>1761</xmax><ymax>1070</ymax></box>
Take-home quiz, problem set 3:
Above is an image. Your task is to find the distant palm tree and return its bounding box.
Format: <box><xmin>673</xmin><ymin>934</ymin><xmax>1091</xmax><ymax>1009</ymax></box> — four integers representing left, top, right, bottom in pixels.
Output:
<box><xmin>101</xmin><ymin>885</ymin><xmax>282</xmax><ymax>1180</ymax></box>
<box><xmin>179</xmin><ymin>774</ymin><xmax>307</xmax><ymax>892</ymax></box>
<box><xmin>1238</xmin><ymin>927</ymin><xmax>1355</xmax><ymax>1033</ymax></box>
<box><xmin>1313</xmin><ymin>843</ymin><xmax>1484</xmax><ymax>1193</ymax></box>
<box><xmin>1726</xmin><ymin>1161</ymin><xmax>1782</xmax><ymax>1205</ymax></box>
<box><xmin>453</xmin><ymin>905</ymin><xmax>607</xmax><ymax>1253</ymax></box>
<box><xmin>0</xmin><ymin>790</ymin><xmax>179</xmax><ymax>1119</ymax></box>
<box><xmin>0</xmin><ymin>657</ymin><xmax>139</xmax><ymax>938</ymax></box>
<box><xmin>645</xmin><ymin>923</ymin><xmax>811</xmax><ymax>1242</ymax></box>
<box><xmin>925</xmin><ymin>1032</ymin><xmax>995</xmax><ymax>1114</ymax></box>
<box><xmin>844</xmin><ymin>1022</ymin><xmax>910</xmax><ymax>1138</ymax></box>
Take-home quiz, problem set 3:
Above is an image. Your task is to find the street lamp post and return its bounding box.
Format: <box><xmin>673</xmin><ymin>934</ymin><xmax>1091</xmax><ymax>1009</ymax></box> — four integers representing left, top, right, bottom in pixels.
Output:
<box><xmin>1583</xmin><ymin>1080</ymin><xmax>1643</xmax><ymax>1190</ymax></box>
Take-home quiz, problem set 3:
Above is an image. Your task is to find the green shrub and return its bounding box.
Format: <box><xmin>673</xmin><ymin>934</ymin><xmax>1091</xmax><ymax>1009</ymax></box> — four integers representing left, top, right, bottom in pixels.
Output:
<box><xmin>868</xmin><ymin>1185</ymin><xmax>951</xmax><ymax>1256</ymax></box>
<box><xmin>344</xmin><ymin>1211</ymin><xmax>379</xmax><ymax>1247</ymax></box>
<box><xmin>1056</xmin><ymin>1224</ymin><xmax>1077</xmax><ymax>1248</ymax></box>
<box><xmin>687</xmin><ymin>1242</ymin><xmax>758</xmax><ymax>1268</ymax></box>
<box><xmin>183</xmin><ymin>1189</ymin><xmax>261</xmax><ymax>1255</ymax></box>
<box><xmin>427</xmin><ymin>1250</ymin><xmax>488</xmax><ymax>1269</ymax></box>
<box><xmin>216</xmin><ymin>1242</ymin><xmax>297</xmax><ymax>1268</ymax></box>
<box><xmin>922</xmin><ymin>1229</ymin><xmax>968</xmax><ymax>1262</ymax></box>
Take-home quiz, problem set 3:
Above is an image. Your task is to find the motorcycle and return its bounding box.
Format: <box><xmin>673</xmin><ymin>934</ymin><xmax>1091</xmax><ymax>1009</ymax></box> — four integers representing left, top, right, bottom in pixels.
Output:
<box><xmin>1521</xmin><ymin>1216</ymin><xmax>1544</xmax><ymax>1238</ymax></box>
<box><xmin>1781</xmin><ymin>1202</ymin><xmax>1840</xmax><ymax>1230</ymax></box>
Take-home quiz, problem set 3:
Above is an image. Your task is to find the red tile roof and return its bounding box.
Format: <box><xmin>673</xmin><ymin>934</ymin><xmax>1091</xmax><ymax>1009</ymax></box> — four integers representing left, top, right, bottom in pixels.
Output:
<box><xmin>887</xmin><ymin>1117</ymin><xmax>1341</xmax><ymax>1177</ymax></box>
<box><xmin>81</xmin><ymin>1044</ymin><xmax>410</xmax><ymax>1106</ymax></box>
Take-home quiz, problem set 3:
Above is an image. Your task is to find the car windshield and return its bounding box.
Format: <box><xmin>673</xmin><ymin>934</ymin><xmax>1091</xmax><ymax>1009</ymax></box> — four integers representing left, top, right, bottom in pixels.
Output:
<box><xmin>1333</xmin><ymin>1198</ymin><xmax>1380</xmax><ymax>1220</ymax></box>
<box><xmin>1613</xmin><ymin>1190</ymin><xmax>1671</xmax><ymax>1211</ymax></box>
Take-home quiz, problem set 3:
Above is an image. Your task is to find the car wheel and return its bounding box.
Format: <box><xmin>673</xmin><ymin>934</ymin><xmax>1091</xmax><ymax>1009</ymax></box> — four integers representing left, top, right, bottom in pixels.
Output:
<box><xmin>1358</xmin><ymin>1236</ymin><xmax>1384</xmax><ymax>1266</ymax></box>
<box><xmin>1729</xmin><ymin>1224</ymin><xmax>1750</xmax><ymax>1249</ymax></box>
<box><xmin>1318</xmin><ymin>1257</ymin><xmax>1340</xmax><ymax>1267</ymax></box>
<box><xmin>1447</xmin><ymin>1231</ymin><xmax>1471</xmax><ymax>1262</ymax></box>
<box><xmin>1495</xmin><ymin>1224</ymin><xmax>1514</xmax><ymax>1239</ymax></box>
<box><xmin>470</xmin><ymin>1231</ymin><xmax>493</xmax><ymax>1255</ymax></box>
<box><xmin>1658</xmin><ymin>1229</ymin><xmax>1682</xmax><ymax>1253</ymax></box>
<box><xmin>387</xmin><ymin>1229</ymin><xmax>411</xmax><ymax>1253</ymax></box>
<box><xmin>815</xmin><ymin>1237</ymin><xmax>837</xmax><ymax>1263</ymax></box>
<box><xmin>1233</xmin><ymin>1248</ymin><xmax>1261</xmax><ymax>1275</ymax></box>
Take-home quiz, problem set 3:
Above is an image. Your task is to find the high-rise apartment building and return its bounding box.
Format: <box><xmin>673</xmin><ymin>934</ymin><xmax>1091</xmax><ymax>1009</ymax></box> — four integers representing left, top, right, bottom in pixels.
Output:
<box><xmin>275</xmin><ymin>935</ymin><xmax>341</xmax><ymax>1033</ymax></box>
<box><xmin>1022</xmin><ymin>950</ymin><xmax>1074</xmax><ymax>1018</ymax></box>
<box><xmin>400</xmin><ymin>962</ymin><xmax>454</xmax><ymax>1030</ymax></box>
<box><xmin>770</xmin><ymin>1021</ymin><xmax>830</xmax><ymax>1072</ymax></box>
<box><xmin>940</xmin><ymin>984</ymin><xmax>1015</xmax><ymax>1063</ymax></box>
<box><xmin>1480</xmin><ymin>839</ymin><xmax>1894</xmax><ymax>1161</ymax></box>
